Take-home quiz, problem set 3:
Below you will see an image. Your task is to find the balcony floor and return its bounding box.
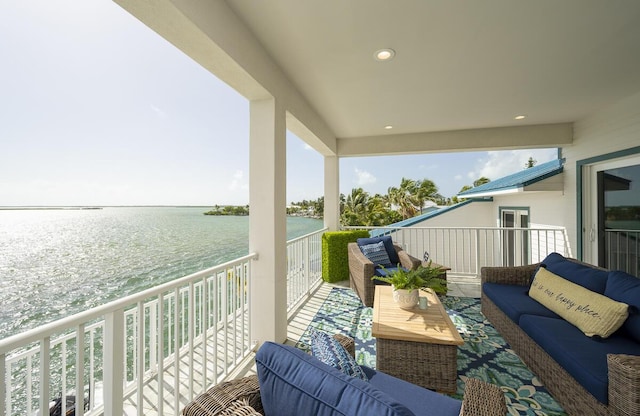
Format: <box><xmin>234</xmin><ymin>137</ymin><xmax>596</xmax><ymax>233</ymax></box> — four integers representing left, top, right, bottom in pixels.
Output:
<box><xmin>122</xmin><ymin>276</ymin><xmax>480</xmax><ymax>415</ymax></box>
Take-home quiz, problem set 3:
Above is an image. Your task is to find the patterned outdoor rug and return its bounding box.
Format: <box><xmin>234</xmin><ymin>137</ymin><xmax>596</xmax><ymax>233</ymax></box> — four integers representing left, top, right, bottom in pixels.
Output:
<box><xmin>296</xmin><ymin>287</ymin><xmax>567</xmax><ymax>416</ymax></box>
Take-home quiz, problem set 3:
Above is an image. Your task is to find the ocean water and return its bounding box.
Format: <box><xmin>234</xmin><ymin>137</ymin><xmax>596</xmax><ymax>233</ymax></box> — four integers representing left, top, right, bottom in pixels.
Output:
<box><xmin>0</xmin><ymin>207</ymin><xmax>323</xmax><ymax>340</ymax></box>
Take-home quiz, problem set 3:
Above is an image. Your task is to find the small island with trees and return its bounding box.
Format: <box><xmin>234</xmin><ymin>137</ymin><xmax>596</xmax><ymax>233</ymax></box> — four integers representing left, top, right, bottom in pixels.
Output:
<box><xmin>204</xmin><ymin>205</ymin><xmax>249</xmax><ymax>216</ymax></box>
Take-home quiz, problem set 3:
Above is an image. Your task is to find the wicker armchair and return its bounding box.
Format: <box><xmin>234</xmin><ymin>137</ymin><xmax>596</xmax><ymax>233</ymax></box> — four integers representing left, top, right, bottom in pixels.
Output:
<box><xmin>347</xmin><ymin>241</ymin><xmax>421</xmax><ymax>307</ymax></box>
<box><xmin>184</xmin><ymin>335</ymin><xmax>507</xmax><ymax>416</ymax></box>
<box><xmin>183</xmin><ymin>374</ymin><xmax>507</xmax><ymax>416</ymax></box>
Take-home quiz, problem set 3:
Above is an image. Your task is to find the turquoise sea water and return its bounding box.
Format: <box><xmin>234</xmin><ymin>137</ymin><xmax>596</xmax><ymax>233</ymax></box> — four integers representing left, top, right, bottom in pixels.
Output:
<box><xmin>0</xmin><ymin>207</ymin><xmax>323</xmax><ymax>339</ymax></box>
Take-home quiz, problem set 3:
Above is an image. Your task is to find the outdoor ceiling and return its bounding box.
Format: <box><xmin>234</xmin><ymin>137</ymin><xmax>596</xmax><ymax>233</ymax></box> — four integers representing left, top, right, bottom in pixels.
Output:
<box><xmin>225</xmin><ymin>0</ymin><xmax>640</xmax><ymax>140</ymax></box>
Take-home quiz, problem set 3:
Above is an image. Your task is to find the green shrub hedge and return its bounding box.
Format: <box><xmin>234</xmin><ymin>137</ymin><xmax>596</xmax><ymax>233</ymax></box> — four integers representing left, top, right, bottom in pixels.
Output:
<box><xmin>321</xmin><ymin>230</ymin><xmax>370</xmax><ymax>283</ymax></box>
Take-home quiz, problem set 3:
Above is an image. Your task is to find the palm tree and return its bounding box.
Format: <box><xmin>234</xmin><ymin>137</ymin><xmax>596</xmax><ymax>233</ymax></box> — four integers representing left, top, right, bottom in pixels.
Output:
<box><xmin>387</xmin><ymin>178</ymin><xmax>419</xmax><ymax>220</ymax></box>
<box><xmin>415</xmin><ymin>179</ymin><xmax>443</xmax><ymax>213</ymax></box>
<box><xmin>341</xmin><ymin>188</ymin><xmax>370</xmax><ymax>226</ymax></box>
<box><xmin>473</xmin><ymin>177</ymin><xmax>490</xmax><ymax>187</ymax></box>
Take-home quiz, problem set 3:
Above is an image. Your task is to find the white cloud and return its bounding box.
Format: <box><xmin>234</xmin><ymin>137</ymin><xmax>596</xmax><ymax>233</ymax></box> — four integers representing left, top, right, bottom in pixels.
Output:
<box><xmin>474</xmin><ymin>148</ymin><xmax>558</xmax><ymax>181</ymax></box>
<box><xmin>150</xmin><ymin>104</ymin><xmax>166</xmax><ymax>118</ymax></box>
<box><xmin>228</xmin><ymin>170</ymin><xmax>248</xmax><ymax>192</ymax></box>
<box><xmin>354</xmin><ymin>168</ymin><xmax>376</xmax><ymax>186</ymax></box>
<box><xmin>454</xmin><ymin>174</ymin><xmax>463</xmax><ymax>181</ymax></box>
<box><xmin>303</xmin><ymin>143</ymin><xmax>313</xmax><ymax>151</ymax></box>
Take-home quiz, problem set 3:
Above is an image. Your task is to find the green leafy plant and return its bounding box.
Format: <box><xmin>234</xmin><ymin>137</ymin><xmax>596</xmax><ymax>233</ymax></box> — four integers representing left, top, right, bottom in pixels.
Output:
<box><xmin>371</xmin><ymin>261</ymin><xmax>448</xmax><ymax>295</ymax></box>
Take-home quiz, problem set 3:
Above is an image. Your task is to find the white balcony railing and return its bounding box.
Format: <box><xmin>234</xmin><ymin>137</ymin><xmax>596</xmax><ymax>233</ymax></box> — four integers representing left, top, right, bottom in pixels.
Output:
<box><xmin>0</xmin><ymin>227</ymin><xmax>327</xmax><ymax>416</ymax></box>
<box><xmin>286</xmin><ymin>228</ymin><xmax>327</xmax><ymax>312</ymax></box>
<box><xmin>0</xmin><ymin>254</ymin><xmax>256</xmax><ymax>416</ymax></box>
<box><xmin>344</xmin><ymin>226</ymin><xmax>572</xmax><ymax>277</ymax></box>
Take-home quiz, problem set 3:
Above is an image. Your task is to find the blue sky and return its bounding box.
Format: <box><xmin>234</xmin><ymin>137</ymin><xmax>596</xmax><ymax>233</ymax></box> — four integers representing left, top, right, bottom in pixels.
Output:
<box><xmin>0</xmin><ymin>0</ymin><xmax>557</xmax><ymax>207</ymax></box>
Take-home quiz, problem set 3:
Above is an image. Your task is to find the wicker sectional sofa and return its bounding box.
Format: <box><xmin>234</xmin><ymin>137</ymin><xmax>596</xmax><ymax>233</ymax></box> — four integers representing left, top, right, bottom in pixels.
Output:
<box><xmin>481</xmin><ymin>253</ymin><xmax>640</xmax><ymax>416</ymax></box>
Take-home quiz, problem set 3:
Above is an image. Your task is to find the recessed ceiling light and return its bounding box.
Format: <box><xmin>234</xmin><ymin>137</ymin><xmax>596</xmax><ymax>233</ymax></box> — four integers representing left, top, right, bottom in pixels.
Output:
<box><xmin>374</xmin><ymin>48</ymin><xmax>395</xmax><ymax>61</ymax></box>
<box><xmin>384</xmin><ymin>125</ymin><xmax>393</xmax><ymax>130</ymax></box>
<box><xmin>514</xmin><ymin>115</ymin><xmax>526</xmax><ymax>120</ymax></box>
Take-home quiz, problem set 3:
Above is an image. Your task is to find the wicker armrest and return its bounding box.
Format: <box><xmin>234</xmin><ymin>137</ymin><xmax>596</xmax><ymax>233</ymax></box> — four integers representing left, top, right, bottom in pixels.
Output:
<box><xmin>182</xmin><ymin>375</ymin><xmax>263</xmax><ymax>416</ymax></box>
<box><xmin>608</xmin><ymin>354</ymin><xmax>640</xmax><ymax>416</ymax></box>
<box><xmin>396</xmin><ymin>245</ymin><xmax>421</xmax><ymax>270</ymax></box>
<box><xmin>480</xmin><ymin>263</ymin><xmax>540</xmax><ymax>286</ymax></box>
<box><xmin>332</xmin><ymin>333</ymin><xmax>356</xmax><ymax>357</ymax></box>
<box><xmin>459</xmin><ymin>378</ymin><xmax>507</xmax><ymax>416</ymax></box>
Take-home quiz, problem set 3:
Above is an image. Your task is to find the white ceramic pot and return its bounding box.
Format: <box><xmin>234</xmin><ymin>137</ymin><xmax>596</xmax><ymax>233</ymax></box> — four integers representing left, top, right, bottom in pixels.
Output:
<box><xmin>392</xmin><ymin>287</ymin><xmax>419</xmax><ymax>309</ymax></box>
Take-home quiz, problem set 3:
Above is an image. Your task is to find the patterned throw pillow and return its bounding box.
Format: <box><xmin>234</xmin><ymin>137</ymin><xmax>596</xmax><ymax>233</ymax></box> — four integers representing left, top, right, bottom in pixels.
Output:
<box><xmin>360</xmin><ymin>241</ymin><xmax>392</xmax><ymax>267</ymax></box>
<box><xmin>309</xmin><ymin>329</ymin><xmax>369</xmax><ymax>381</ymax></box>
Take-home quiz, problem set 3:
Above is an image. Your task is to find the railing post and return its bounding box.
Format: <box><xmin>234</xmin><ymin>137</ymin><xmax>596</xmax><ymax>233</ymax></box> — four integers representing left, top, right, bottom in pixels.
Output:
<box><xmin>475</xmin><ymin>228</ymin><xmax>481</xmax><ymax>278</ymax></box>
<box><xmin>39</xmin><ymin>337</ymin><xmax>50</xmax><ymax>416</ymax></box>
<box><xmin>304</xmin><ymin>236</ymin><xmax>310</xmax><ymax>296</ymax></box>
<box><xmin>0</xmin><ymin>353</ymin><xmax>5</xmax><ymax>416</ymax></box>
<box><xmin>104</xmin><ymin>309</ymin><xmax>124</xmax><ymax>416</ymax></box>
<box><xmin>75</xmin><ymin>324</ymin><xmax>85</xmax><ymax>416</ymax></box>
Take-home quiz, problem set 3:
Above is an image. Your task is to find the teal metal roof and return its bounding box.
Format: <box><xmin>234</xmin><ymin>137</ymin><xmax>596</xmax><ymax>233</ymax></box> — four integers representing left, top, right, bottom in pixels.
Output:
<box><xmin>458</xmin><ymin>158</ymin><xmax>564</xmax><ymax>197</ymax></box>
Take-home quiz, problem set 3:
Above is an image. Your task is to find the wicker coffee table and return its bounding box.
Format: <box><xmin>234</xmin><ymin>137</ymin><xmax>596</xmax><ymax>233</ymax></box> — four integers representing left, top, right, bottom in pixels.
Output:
<box><xmin>372</xmin><ymin>285</ymin><xmax>464</xmax><ymax>393</ymax></box>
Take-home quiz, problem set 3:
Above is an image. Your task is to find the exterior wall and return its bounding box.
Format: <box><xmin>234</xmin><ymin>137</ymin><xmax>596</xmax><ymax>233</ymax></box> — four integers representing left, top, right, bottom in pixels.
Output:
<box><xmin>562</xmin><ymin>90</ymin><xmax>640</xmax><ymax>260</ymax></box>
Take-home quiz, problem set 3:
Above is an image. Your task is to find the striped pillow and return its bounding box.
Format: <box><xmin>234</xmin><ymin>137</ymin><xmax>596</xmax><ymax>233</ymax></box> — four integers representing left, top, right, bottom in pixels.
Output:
<box><xmin>360</xmin><ymin>241</ymin><xmax>392</xmax><ymax>267</ymax></box>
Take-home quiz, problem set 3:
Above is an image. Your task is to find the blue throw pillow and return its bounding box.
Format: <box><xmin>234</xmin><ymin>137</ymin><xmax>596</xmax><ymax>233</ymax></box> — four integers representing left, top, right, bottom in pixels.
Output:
<box><xmin>541</xmin><ymin>252</ymin><xmax>608</xmax><ymax>293</ymax></box>
<box><xmin>357</xmin><ymin>236</ymin><xmax>400</xmax><ymax>265</ymax></box>
<box><xmin>360</xmin><ymin>241</ymin><xmax>392</xmax><ymax>267</ymax></box>
<box><xmin>604</xmin><ymin>270</ymin><xmax>640</xmax><ymax>342</ymax></box>
<box><xmin>310</xmin><ymin>329</ymin><xmax>369</xmax><ymax>381</ymax></box>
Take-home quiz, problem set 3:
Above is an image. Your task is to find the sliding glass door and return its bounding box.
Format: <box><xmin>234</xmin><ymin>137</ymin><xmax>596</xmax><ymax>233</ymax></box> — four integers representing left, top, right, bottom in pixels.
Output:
<box><xmin>584</xmin><ymin>154</ymin><xmax>640</xmax><ymax>276</ymax></box>
<box><xmin>597</xmin><ymin>163</ymin><xmax>640</xmax><ymax>275</ymax></box>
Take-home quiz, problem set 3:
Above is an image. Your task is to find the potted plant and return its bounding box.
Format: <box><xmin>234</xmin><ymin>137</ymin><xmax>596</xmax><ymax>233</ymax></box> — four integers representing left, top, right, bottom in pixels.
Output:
<box><xmin>372</xmin><ymin>261</ymin><xmax>448</xmax><ymax>309</ymax></box>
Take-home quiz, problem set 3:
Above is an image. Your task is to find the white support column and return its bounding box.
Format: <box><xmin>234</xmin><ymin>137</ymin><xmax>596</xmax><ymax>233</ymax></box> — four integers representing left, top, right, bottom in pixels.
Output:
<box><xmin>324</xmin><ymin>155</ymin><xmax>340</xmax><ymax>231</ymax></box>
<box><xmin>249</xmin><ymin>97</ymin><xmax>288</xmax><ymax>344</ymax></box>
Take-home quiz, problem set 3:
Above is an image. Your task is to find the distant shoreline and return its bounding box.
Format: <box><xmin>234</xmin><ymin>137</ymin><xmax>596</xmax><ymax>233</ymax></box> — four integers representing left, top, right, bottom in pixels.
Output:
<box><xmin>0</xmin><ymin>206</ymin><xmax>213</xmax><ymax>210</ymax></box>
<box><xmin>0</xmin><ymin>207</ymin><xmax>103</xmax><ymax>211</ymax></box>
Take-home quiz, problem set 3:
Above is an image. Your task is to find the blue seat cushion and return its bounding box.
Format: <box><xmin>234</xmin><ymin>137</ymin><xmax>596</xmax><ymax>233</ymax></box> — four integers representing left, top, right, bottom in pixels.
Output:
<box><xmin>541</xmin><ymin>252</ymin><xmax>608</xmax><ymax>294</ymax></box>
<box><xmin>362</xmin><ymin>367</ymin><xmax>462</xmax><ymax>416</ymax></box>
<box><xmin>482</xmin><ymin>282</ymin><xmax>560</xmax><ymax>323</ymax></box>
<box><xmin>374</xmin><ymin>266</ymin><xmax>408</xmax><ymax>278</ymax></box>
<box><xmin>605</xmin><ymin>270</ymin><xmax>640</xmax><ymax>342</ymax></box>
<box><xmin>519</xmin><ymin>314</ymin><xmax>640</xmax><ymax>404</ymax></box>
<box><xmin>357</xmin><ymin>236</ymin><xmax>400</xmax><ymax>266</ymax></box>
<box><xmin>256</xmin><ymin>342</ymin><xmax>416</xmax><ymax>416</ymax></box>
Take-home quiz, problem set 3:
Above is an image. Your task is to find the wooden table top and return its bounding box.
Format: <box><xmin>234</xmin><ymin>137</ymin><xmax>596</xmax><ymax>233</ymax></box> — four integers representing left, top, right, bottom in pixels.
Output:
<box><xmin>372</xmin><ymin>285</ymin><xmax>464</xmax><ymax>346</ymax></box>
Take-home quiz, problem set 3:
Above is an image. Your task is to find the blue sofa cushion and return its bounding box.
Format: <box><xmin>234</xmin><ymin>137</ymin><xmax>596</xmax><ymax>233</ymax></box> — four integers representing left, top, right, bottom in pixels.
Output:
<box><xmin>605</xmin><ymin>270</ymin><xmax>640</xmax><ymax>343</ymax></box>
<box><xmin>362</xmin><ymin>367</ymin><xmax>462</xmax><ymax>416</ymax></box>
<box><xmin>541</xmin><ymin>252</ymin><xmax>608</xmax><ymax>294</ymax></box>
<box><xmin>309</xmin><ymin>329</ymin><xmax>369</xmax><ymax>381</ymax></box>
<box><xmin>519</xmin><ymin>314</ymin><xmax>640</xmax><ymax>404</ymax></box>
<box><xmin>360</xmin><ymin>241</ymin><xmax>393</xmax><ymax>267</ymax></box>
<box><xmin>256</xmin><ymin>342</ymin><xmax>416</xmax><ymax>416</ymax></box>
<box><xmin>357</xmin><ymin>236</ymin><xmax>400</xmax><ymax>266</ymax></box>
<box><xmin>482</xmin><ymin>282</ymin><xmax>560</xmax><ymax>323</ymax></box>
